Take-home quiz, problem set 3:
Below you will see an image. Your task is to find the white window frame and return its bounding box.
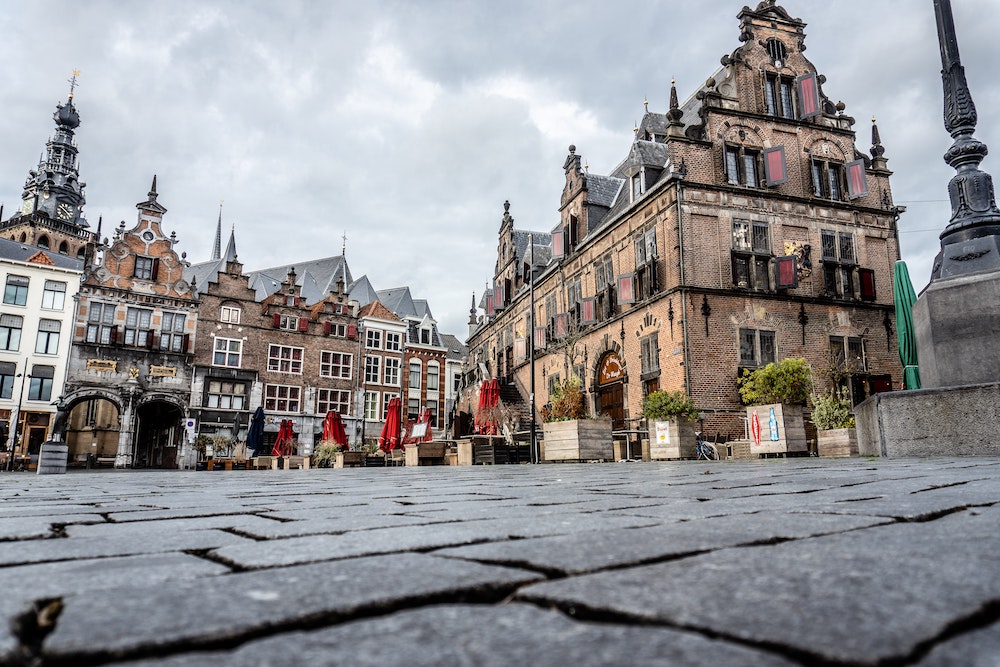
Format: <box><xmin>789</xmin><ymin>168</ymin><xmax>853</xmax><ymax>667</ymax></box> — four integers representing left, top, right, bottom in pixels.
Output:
<box><xmin>264</xmin><ymin>383</ymin><xmax>301</xmax><ymax>413</ymax></box>
<box><xmin>213</xmin><ymin>337</ymin><xmax>243</xmax><ymax>368</ymax></box>
<box><xmin>268</xmin><ymin>344</ymin><xmax>304</xmax><ymax>374</ymax></box>
<box><xmin>320</xmin><ymin>350</ymin><xmax>353</xmax><ymax>380</ymax></box>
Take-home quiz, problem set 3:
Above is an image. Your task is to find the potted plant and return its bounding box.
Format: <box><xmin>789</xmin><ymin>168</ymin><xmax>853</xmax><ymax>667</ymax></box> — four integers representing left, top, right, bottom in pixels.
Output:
<box><xmin>192</xmin><ymin>434</ymin><xmax>211</xmax><ymax>470</ymax></box>
<box><xmin>643</xmin><ymin>390</ymin><xmax>700</xmax><ymax>460</ymax></box>
<box><xmin>810</xmin><ymin>390</ymin><xmax>858</xmax><ymax>457</ymax></box>
<box><xmin>541</xmin><ymin>377</ymin><xmax>613</xmax><ymax>462</ymax></box>
<box><xmin>737</xmin><ymin>358</ymin><xmax>812</xmax><ymax>456</ymax></box>
<box><xmin>312</xmin><ymin>439</ymin><xmax>342</xmax><ymax>468</ymax></box>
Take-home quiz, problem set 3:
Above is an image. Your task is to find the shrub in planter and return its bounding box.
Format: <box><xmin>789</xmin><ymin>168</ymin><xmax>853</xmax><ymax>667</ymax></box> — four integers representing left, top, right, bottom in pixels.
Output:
<box><xmin>810</xmin><ymin>390</ymin><xmax>856</xmax><ymax>430</ymax></box>
<box><xmin>312</xmin><ymin>439</ymin><xmax>343</xmax><ymax>468</ymax></box>
<box><xmin>738</xmin><ymin>358</ymin><xmax>813</xmax><ymax>406</ymax></box>
<box><xmin>541</xmin><ymin>378</ymin><xmax>590</xmax><ymax>422</ymax></box>
<box><xmin>642</xmin><ymin>390</ymin><xmax>699</xmax><ymax>420</ymax></box>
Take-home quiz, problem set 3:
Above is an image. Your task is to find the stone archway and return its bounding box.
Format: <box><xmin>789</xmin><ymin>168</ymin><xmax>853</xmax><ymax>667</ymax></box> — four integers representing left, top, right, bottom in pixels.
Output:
<box><xmin>64</xmin><ymin>391</ymin><xmax>123</xmax><ymax>466</ymax></box>
<box><xmin>134</xmin><ymin>399</ymin><xmax>185</xmax><ymax>469</ymax></box>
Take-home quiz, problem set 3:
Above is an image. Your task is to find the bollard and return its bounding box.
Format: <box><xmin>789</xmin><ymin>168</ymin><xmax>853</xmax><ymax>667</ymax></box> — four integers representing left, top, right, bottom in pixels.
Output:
<box><xmin>37</xmin><ymin>440</ymin><xmax>68</xmax><ymax>475</ymax></box>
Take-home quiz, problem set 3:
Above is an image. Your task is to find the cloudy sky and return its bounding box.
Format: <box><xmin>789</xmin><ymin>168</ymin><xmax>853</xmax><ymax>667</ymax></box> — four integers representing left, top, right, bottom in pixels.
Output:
<box><xmin>1</xmin><ymin>0</ymin><xmax>998</xmax><ymax>338</ymax></box>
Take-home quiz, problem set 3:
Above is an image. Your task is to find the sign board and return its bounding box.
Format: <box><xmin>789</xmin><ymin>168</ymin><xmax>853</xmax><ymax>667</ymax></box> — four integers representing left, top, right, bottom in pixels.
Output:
<box><xmin>654</xmin><ymin>420</ymin><xmax>670</xmax><ymax>444</ymax></box>
<box><xmin>598</xmin><ymin>353</ymin><xmax>625</xmax><ymax>386</ymax></box>
<box><xmin>410</xmin><ymin>422</ymin><xmax>429</xmax><ymax>439</ymax></box>
<box><xmin>87</xmin><ymin>359</ymin><xmax>117</xmax><ymax>372</ymax></box>
<box><xmin>184</xmin><ymin>419</ymin><xmax>196</xmax><ymax>430</ymax></box>
<box><xmin>149</xmin><ymin>365</ymin><xmax>177</xmax><ymax>377</ymax></box>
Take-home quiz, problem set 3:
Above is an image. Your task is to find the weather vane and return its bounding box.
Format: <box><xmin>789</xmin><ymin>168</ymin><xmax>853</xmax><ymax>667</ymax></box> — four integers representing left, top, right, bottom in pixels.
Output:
<box><xmin>68</xmin><ymin>69</ymin><xmax>81</xmax><ymax>99</ymax></box>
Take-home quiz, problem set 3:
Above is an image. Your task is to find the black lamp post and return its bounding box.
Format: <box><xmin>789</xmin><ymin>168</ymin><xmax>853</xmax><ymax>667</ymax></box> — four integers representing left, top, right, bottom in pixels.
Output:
<box><xmin>5</xmin><ymin>361</ymin><xmax>30</xmax><ymax>472</ymax></box>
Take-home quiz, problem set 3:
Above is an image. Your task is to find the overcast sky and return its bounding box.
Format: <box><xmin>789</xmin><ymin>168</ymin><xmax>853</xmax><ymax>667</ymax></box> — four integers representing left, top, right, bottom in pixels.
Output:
<box><xmin>1</xmin><ymin>1</ymin><xmax>998</xmax><ymax>338</ymax></box>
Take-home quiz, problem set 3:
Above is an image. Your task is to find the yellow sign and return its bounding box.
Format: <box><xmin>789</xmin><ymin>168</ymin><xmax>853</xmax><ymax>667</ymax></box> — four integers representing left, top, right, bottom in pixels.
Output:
<box><xmin>149</xmin><ymin>365</ymin><xmax>177</xmax><ymax>378</ymax></box>
<box><xmin>87</xmin><ymin>359</ymin><xmax>117</xmax><ymax>372</ymax></box>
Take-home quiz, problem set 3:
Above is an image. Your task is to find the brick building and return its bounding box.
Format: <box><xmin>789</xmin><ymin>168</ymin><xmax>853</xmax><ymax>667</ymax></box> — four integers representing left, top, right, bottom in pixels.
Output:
<box><xmin>465</xmin><ymin>1</ymin><xmax>903</xmax><ymax>441</ymax></box>
<box><xmin>63</xmin><ymin>179</ymin><xmax>199</xmax><ymax>468</ymax></box>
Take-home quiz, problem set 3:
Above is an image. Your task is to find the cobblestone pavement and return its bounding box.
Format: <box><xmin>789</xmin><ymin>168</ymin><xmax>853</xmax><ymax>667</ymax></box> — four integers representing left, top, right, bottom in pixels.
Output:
<box><xmin>1</xmin><ymin>458</ymin><xmax>999</xmax><ymax>666</ymax></box>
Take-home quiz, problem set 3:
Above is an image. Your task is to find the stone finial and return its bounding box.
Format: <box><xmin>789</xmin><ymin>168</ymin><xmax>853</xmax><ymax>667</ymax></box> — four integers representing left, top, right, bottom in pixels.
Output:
<box><xmin>870</xmin><ymin>117</ymin><xmax>889</xmax><ymax>171</ymax></box>
<box><xmin>667</xmin><ymin>79</ymin><xmax>685</xmax><ymax>137</ymax></box>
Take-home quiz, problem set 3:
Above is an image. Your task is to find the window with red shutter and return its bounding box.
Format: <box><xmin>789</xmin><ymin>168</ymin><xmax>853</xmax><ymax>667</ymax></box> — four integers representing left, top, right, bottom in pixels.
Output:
<box><xmin>859</xmin><ymin>268</ymin><xmax>876</xmax><ymax>301</ymax></box>
<box><xmin>554</xmin><ymin>313</ymin><xmax>568</xmax><ymax>338</ymax></box>
<box><xmin>298</xmin><ymin>317</ymin><xmax>308</xmax><ymax>332</ymax></box>
<box><xmin>797</xmin><ymin>73</ymin><xmax>821</xmax><ymax>119</ymax></box>
<box><xmin>486</xmin><ymin>291</ymin><xmax>495</xmax><ymax>316</ymax></box>
<box><xmin>151</xmin><ymin>258</ymin><xmax>160</xmax><ymax>281</ymax></box>
<box><xmin>581</xmin><ymin>297</ymin><xmax>596</xmax><ymax>324</ymax></box>
<box><xmin>110</xmin><ymin>325</ymin><xmax>119</xmax><ymax>345</ymax></box>
<box><xmin>551</xmin><ymin>230</ymin><xmax>564</xmax><ymax>259</ymax></box>
<box><xmin>617</xmin><ymin>275</ymin><xmax>635</xmax><ymax>304</ymax></box>
<box><xmin>183</xmin><ymin>333</ymin><xmax>191</xmax><ymax>353</ymax></box>
<box><xmin>324</xmin><ymin>321</ymin><xmax>332</xmax><ymax>335</ymax></box>
<box><xmin>347</xmin><ymin>323</ymin><xmax>357</xmax><ymax>339</ymax></box>
<box><xmin>272</xmin><ymin>313</ymin><xmax>281</xmax><ymax>328</ymax></box>
<box><xmin>775</xmin><ymin>255</ymin><xmax>798</xmax><ymax>289</ymax></box>
<box><xmin>846</xmin><ymin>160</ymin><xmax>868</xmax><ymax>199</ymax></box>
<box><xmin>534</xmin><ymin>326</ymin><xmax>546</xmax><ymax>349</ymax></box>
<box><xmin>764</xmin><ymin>146</ymin><xmax>787</xmax><ymax>186</ymax></box>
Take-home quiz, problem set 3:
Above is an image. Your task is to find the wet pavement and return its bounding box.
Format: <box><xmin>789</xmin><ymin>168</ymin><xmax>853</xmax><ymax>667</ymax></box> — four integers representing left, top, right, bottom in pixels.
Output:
<box><xmin>1</xmin><ymin>457</ymin><xmax>998</xmax><ymax>666</ymax></box>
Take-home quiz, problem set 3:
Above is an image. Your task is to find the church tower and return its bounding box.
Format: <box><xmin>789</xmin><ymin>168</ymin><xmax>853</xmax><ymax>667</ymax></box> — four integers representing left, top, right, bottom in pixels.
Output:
<box><xmin>0</xmin><ymin>73</ymin><xmax>95</xmax><ymax>259</ymax></box>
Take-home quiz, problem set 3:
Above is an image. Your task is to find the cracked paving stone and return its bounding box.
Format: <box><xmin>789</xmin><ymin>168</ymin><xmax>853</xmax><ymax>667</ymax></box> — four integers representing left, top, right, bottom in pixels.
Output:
<box><xmin>213</xmin><ymin>515</ymin><xmax>652</xmax><ymax>568</ymax></box>
<box><xmin>0</xmin><ymin>528</ymin><xmax>251</xmax><ymax>567</ymax></box>
<box><xmin>436</xmin><ymin>510</ymin><xmax>891</xmax><ymax>574</ymax></box>
<box><xmin>517</xmin><ymin>507</ymin><xmax>1000</xmax><ymax>666</ymax></box>
<box><xmin>117</xmin><ymin>603</ymin><xmax>800</xmax><ymax>667</ymax></box>
<box><xmin>64</xmin><ymin>513</ymin><xmax>286</xmax><ymax>538</ymax></box>
<box><xmin>915</xmin><ymin>621</ymin><xmax>1000</xmax><ymax>666</ymax></box>
<box><xmin>41</xmin><ymin>553</ymin><xmax>541</xmax><ymax>661</ymax></box>
<box><xmin>209</xmin><ymin>514</ymin><xmax>657</xmax><ymax>568</ymax></box>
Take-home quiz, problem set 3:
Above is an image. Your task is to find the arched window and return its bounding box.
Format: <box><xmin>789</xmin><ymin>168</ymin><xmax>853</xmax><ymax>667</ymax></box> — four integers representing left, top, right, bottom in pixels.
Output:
<box><xmin>37</xmin><ymin>235</ymin><xmax>50</xmax><ymax>249</ymax></box>
<box><xmin>58</xmin><ymin>241</ymin><xmax>69</xmax><ymax>255</ymax></box>
<box><xmin>18</xmin><ymin>233</ymin><xmax>26</xmax><ymax>242</ymax></box>
<box><xmin>426</xmin><ymin>362</ymin><xmax>440</xmax><ymax>392</ymax></box>
<box><xmin>408</xmin><ymin>359</ymin><xmax>422</xmax><ymax>389</ymax></box>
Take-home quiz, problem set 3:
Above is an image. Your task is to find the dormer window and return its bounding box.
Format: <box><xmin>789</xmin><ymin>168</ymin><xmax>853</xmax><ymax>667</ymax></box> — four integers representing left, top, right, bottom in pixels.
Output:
<box><xmin>631</xmin><ymin>169</ymin><xmax>645</xmax><ymax>201</ymax></box>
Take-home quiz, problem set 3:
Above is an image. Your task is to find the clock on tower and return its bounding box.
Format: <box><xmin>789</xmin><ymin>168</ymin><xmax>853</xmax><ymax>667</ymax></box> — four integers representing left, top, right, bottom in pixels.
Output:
<box><xmin>57</xmin><ymin>203</ymin><xmax>74</xmax><ymax>220</ymax></box>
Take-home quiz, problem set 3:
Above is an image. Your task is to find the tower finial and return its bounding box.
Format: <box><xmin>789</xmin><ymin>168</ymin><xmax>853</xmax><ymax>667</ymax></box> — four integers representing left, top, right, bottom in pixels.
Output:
<box><xmin>212</xmin><ymin>201</ymin><xmax>223</xmax><ymax>260</ymax></box>
<box><xmin>342</xmin><ymin>230</ymin><xmax>347</xmax><ymax>257</ymax></box>
<box><xmin>149</xmin><ymin>175</ymin><xmax>158</xmax><ymax>198</ymax></box>
<box><xmin>68</xmin><ymin>69</ymin><xmax>81</xmax><ymax>100</ymax></box>
<box><xmin>666</xmin><ymin>78</ymin><xmax>685</xmax><ymax>136</ymax></box>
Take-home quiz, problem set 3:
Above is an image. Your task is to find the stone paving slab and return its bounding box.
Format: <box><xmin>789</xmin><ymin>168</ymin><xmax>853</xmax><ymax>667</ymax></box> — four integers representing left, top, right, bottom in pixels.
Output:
<box><xmin>0</xmin><ymin>458</ymin><xmax>998</xmax><ymax>666</ymax></box>
<box><xmin>517</xmin><ymin>505</ymin><xmax>1000</xmax><ymax>666</ymax></box>
<box><xmin>118</xmin><ymin>603</ymin><xmax>800</xmax><ymax>667</ymax></box>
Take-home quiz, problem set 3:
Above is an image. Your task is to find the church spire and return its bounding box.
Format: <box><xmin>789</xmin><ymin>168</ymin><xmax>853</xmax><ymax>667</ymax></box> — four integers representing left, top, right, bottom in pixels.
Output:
<box><xmin>223</xmin><ymin>222</ymin><xmax>237</xmax><ymax>262</ymax></box>
<box><xmin>212</xmin><ymin>202</ymin><xmax>223</xmax><ymax>260</ymax></box>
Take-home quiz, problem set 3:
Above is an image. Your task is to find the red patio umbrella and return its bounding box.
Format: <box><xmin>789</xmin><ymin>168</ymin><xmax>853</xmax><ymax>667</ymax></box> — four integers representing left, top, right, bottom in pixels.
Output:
<box><xmin>378</xmin><ymin>397</ymin><xmax>403</xmax><ymax>453</ymax></box>
<box><xmin>413</xmin><ymin>407</ymin><xmax>433</xmax><ymax>443</ymax></box>
<box><xmin>322</xmin><ymin>411</ymin><xmax>349</xmax><ymax>449</ymax></box>
<box><xmin>474</xmin><ymin>379</ymin><xmax>501</xmax><ymax>435</ymax></box>
<box><xmin>271</xmin><ymin>419</ymin><xmax>295</xmax><ymax>457</ymax></box>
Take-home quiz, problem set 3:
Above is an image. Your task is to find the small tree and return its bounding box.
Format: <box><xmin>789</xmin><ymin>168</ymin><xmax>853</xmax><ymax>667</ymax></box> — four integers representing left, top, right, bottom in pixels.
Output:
<box><xmin>810</xmin><ymin>390</ymin><xmax>855</xmax><ymax>430</ymax></box>
<box><xmin>642</xmin><ymin>390</ymin><xmax>700</xmax><ymax>421</ymax></box>
<box><xmin>541</xmin><ymin>377</ymin><xmax>589</xmax><ymax>422</ymax></box>
<box><xmin>312</xmin><ymin>439</ymin><xmax>343</xmax><ymax>467</ymax></box>
<box><xmin>738</xmin><ymin>358</ymin><xmax>813</xmax><ymax>405</ymax></box>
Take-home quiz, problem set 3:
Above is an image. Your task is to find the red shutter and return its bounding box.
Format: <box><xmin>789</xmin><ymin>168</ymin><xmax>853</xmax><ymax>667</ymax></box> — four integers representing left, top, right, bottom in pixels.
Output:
<box><xmin>859</xmin><ymin>268</ymin><xmax>876</xmax><ymax>301</ymax></box>
<box><xmin>551</xmin><ymin>230</ymin><xmax>564</xmax><ymax>259</ymax></box>
<box><xmin>486</xmin><ymin>291</ymin><xmax>495</xmax><ymax>316</ymax></box>
<box><xmin>272</xmin><ymin>313</ymin><xmax>281</xmax><ymax>328</ymax></box>
<box><xmin>581</xmin><ymin>297</ymin><xmax>596</xmax><ymax>324</ymax></box>
<box><xmin>534</xmin><ymin>326</ymin><xmax>546</xmax><ymax>349</ymax></box>
<box><xmin>775</xmin><ymin>256</ymin><xmax>798</xmax><ymax>289</ymax></box>
<box><xmin>494</xmin><ymin>282</ymin><xmax>504</xmax><ymax>310</ymax></box>
<box><xmin>324</xmin><ymin>321</ymin><xmax>332</xmax><ymax>335</ymax></box>
<box><xmin>347</xmin><ymin>323</ymin><xmax>358</xmax><ymax>339</ymax></box>
<box><xmin>505</xmin><ymin>278</ymin><xmax>512</xmax><ymax>305</ymax></box>
<box><xmin>298</xmin><ymin>317</ymin><xmax>308</xmax><ymax>332</ymax></box>
<box><xmin>554</xmin><ymin>313</ymin><xmax>568</xmax><ymax>338</ymax></box>
<box><xmin>797</xmin><ymin>72</ymin><xmax>820</xmax><ymax>119</ymax></box>
<box><xmin>110</xmin><ymin>325</ymin><xmax>118</xmax><ymax>345</ymax></box>
<box><xmin>846</xmin><ymin>159</ymin><xmax>868</xmax><ymax>199</ymax></box>
<box><xmin>147</xmin><ymin>332</ymin><xmax>156</xmax><ymax>350</ymax></box>
<box><xmin>617</xmin><ymin>274</ymin><xmax>635</xmax><ymax>304</ymax></box>
<box><xmin>514</xmin><ymin>337</ymin><xmax>526</xmax><ymax>361</ymax></box>
<box><xmin>183</xmin><ymin>333</ymin><xmax>191</xmax><ymax>353</ymax></box>
<box><xmin>151</xmin><ymin>258</ymin><xmax>160</xmax><ymax>281</ymax></box>
<box><xmin>764</xmin><ymin>146</ymin><xmax>787</xmax><ymax>186</ymax></box>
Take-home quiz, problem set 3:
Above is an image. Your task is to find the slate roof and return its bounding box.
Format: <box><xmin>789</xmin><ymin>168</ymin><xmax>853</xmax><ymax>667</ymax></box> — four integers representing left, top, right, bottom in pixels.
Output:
<box><xmin>246</xmin><ymin>255</ymin><xmax>352</xmax><ymax>305</ymax></box>
<box><xmin>0</xmin><ymin>238</ymin><xmax>83</xmax><ymax>271</ymax></box>
<box><xmin>438</xmin><ymin>333</ymin><xmax>468</xmax><ymax>362</ymax></box>
<box><xmin>348</xmin><ymin>275</ymin><xmax>378</xmax><ymax>307</ymax></box>
<box><xmin>586</xmin><ymin>174</ymin><xmax>624</xmax><ymax>209</ymax></box>
<box><xmin>376</xmin><ymin>287</ymin><xmax>416</xmax><ymax>318</ymax></box>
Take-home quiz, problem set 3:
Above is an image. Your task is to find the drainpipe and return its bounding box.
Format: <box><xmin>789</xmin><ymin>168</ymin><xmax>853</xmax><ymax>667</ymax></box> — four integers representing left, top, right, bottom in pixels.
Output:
<box><xmin>676</xmin><ymin>180</ymin><xmax>692</xmax><ymax>395</ymax></box>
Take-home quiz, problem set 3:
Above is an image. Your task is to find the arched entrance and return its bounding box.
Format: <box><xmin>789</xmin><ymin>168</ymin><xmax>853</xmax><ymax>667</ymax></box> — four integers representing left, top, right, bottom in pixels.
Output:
<box><xmin>595</xmin><ymin>352</ymin><xmax>626</xmax><ymax>429</ymax></box>
<box><xmin>65</xmin><ymin>395</ymin><xmax>122</xmax><ymax>466</ymax></box>
<box><xmin>135</xmin><ymin>400</ymin><xmax>184</xmax><ymax>468</ymax></box>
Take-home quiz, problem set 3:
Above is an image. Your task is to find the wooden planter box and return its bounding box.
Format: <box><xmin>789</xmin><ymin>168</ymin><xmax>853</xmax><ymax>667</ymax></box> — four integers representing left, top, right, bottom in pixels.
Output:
<box><xmin>746</xmin><ymin>404</ymin><xmax>808</xmax><ymax>455</ymax></box>
<box><xmin>647</xmin><ymin>418</ymin><xmax>697</xmax><ymax>460</ymax></box>
<box><xmin>542</xmin><ymin>420</ymin><xmax>613</xmax><ymax>462</ymax></box>
<box><xmin>817</xmin><ymin>427</ymin><xmax>859</xmax><ymax>457</ymax></box>
<box><xmin>404</xmin><ymin>442</ymin><xmax>447</xmax><ymax>466</ymax></box>
<box><xmin>334</xmin><ymin>452</ymin><xmax>365</xmax><ymax>468</ymax></box>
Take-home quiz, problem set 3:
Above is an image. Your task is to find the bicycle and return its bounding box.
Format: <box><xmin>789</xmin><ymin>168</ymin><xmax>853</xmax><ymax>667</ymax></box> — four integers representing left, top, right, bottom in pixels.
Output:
<box><xmin>694</xmin><ymin>431</ymin><xmax>719</xmax><ymax>461</ymax></box>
